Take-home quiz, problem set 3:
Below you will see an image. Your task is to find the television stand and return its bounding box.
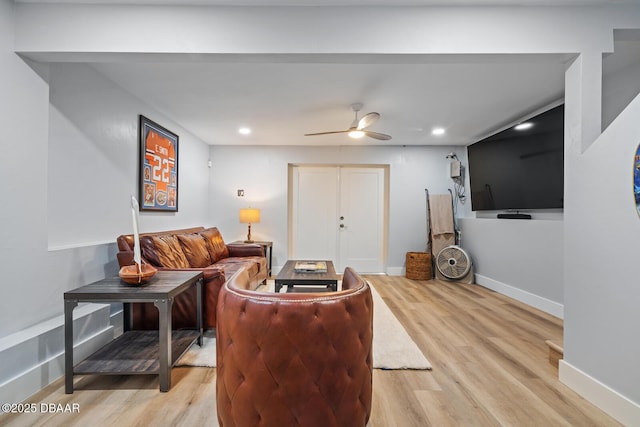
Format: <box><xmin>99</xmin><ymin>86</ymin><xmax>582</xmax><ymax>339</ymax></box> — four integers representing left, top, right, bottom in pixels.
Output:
<box><xmin>497</xmin><ymin>213</ymin><xmax>531</xmax><ymax>220</ymax></box>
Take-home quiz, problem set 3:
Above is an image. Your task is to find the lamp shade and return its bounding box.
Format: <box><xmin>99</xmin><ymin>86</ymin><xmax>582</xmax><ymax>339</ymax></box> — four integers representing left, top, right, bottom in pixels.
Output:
<box><xmin>239</xmin><ymin>208</ymin><xmax>260</xmax><ymax>224</ymax></box>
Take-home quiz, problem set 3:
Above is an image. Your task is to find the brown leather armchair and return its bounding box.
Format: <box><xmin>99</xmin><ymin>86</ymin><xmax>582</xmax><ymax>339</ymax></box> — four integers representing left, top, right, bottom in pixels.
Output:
<box><xmin>216</xmin><ymin>267</ymin><xmax>373</xmax><ymax>427</ymax></box>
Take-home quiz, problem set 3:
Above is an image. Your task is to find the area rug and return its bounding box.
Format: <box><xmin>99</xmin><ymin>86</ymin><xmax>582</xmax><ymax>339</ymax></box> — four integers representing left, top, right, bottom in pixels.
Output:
<box><xmin>176</xmin><ymin>281</ymin><xmax>431</xmax><ymax>370</ymax></box>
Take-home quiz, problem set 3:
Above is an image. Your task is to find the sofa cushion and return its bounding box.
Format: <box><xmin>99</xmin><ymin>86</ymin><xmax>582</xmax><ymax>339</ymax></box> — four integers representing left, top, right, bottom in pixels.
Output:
<box><xmin>200</xmin><ymin>227</ymin><xmax>230</xmax><ymax>262</ymax></box>
<box><xmin>177</xmin><ymin>233</ymin><xmax>212</xmax><ymax>268</ymax></box>
<box><xmin>215</xmin><ymin>257</ymin><xmax>259</xmax><ymax>279</ymax></box>
<box><xmin>140</xmin><ymin>236</ymin><xmax>163</xmax><ymax>267</ymax></box>
<box><xmin>243</xmin><ymin>256</ymin><xmax>268</xmax><ymax>275</ymax></box>
<box><xmin>213</xmin><ymin>261</ymin><xmax>245</xmax><ymax>281</ymax></box>
<box><xmin>147</xmin><ymin>234</ymin><xmax>190</xmax><ymax>268</ymax></box>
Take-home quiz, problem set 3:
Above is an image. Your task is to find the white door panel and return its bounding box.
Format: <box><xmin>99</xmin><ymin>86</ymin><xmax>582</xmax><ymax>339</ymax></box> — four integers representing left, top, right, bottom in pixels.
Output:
<box><xmin>291</xmin><ymin>167</ymin><xmax>338</xmax><ymax>260</ymax></box>
<box><xmin>338</xmin><ymin>167</ymin><xmax>385</xmax><ymax>273</ymax></box>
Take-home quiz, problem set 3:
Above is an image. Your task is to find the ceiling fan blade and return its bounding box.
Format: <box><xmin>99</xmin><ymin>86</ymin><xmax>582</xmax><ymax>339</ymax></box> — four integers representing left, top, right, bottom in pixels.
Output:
<box><xmin>304</xmin><ymin>130</ymin><xmax>349</xmax><ymax>136</ymax></box>
<box><xmin>364</xmin><ymin>131</ymin><xmax>392</xmax><ymax>141</ymax></box>
<box><xmin>357</xmin><ymin>112</ymin><xmax>380</xmax><ymax>130</ymax></box>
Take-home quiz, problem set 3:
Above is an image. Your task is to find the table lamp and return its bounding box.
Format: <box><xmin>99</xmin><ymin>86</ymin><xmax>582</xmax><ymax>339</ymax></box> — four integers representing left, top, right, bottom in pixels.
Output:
<box><xmin>239</xmin><ymin>208</ymin><xmax>260</xmax><ymax>243</ymax></box>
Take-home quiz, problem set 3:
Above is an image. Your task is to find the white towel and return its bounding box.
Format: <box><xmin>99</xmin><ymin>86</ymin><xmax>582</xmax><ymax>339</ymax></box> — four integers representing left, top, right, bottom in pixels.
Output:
<box><xmin>429</xmin><ymin>194</ymin><xmax>454</xmax><ymax>236</ymax></box>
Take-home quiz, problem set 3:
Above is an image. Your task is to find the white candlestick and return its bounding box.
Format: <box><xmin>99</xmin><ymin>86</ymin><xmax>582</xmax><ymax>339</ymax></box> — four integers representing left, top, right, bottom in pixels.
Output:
<box><xmin>131</xmin><ymin>196</ymin><xmax>142</xmax><ymax>275</ymax></box>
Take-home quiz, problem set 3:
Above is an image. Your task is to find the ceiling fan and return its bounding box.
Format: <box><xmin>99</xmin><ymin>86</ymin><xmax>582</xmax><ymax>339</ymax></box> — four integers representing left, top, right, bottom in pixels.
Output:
<box><xmin>304</xmin><ymin>103</ymin><xmax>392</xmax><ymax>141</ymax></box>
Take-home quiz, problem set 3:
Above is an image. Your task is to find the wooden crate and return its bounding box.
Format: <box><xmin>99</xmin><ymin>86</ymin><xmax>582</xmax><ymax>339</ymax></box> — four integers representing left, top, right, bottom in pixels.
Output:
<box><xmin>406</xmin><ymin>252</ymin><xmax>432</xmax><ymax>280</ymax></box>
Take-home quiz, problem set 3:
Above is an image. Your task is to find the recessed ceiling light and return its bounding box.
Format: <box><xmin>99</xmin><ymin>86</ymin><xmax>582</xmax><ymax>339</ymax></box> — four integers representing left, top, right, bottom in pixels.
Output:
<box><xmin>432</xmin><ymin>127</ymin><xmax>446</xmax><ymax>136</ymax></box>
<box><xmin>514</xmin><ymin>122</ymin><xmax>533</xmax><ymax>131</ymax></box>
<box><xmin>238</xmin><ymin>127</ymin><xmax>251</xmax><ymax>135</ymax></box>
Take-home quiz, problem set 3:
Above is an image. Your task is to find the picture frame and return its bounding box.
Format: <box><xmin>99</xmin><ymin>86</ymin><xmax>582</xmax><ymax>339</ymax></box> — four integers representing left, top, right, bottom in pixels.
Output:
<box><xmin>139</xmin><ymin>115</ymin><xmax>179</xmax><ymax>212</ymax></box>
<box><xmin>635</xmin><ymin>142</ymin><xmax>640</xmax><ymax>216</ymax></box>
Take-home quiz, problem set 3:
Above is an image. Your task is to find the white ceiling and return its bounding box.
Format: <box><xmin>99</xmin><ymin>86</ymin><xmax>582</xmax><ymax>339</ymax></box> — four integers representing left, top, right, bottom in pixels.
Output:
<box><xmin>91</xmin><ymin>54</ymin><xmax>572</xmax><ymax>146</ymax></box>
<box><xmin>28</xmin><ymin>1</ymin><xmax>640</xmax><ymax>146</ymax></box>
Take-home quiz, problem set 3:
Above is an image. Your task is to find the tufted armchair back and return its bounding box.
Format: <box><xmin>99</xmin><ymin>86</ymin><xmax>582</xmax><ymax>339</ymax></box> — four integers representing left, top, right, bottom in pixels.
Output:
<box><xmin>216</xmin><ymin>267</ymin><xmax>373</xmax><ymax>427</ymax></box>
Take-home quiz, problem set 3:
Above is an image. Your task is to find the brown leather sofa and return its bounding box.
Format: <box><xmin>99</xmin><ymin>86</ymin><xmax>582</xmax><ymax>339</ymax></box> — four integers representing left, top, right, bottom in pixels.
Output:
<box><xmin>116</xmin><ymin>226</ymin><xmax>267</xmax><ymax>329</ymax></box>
<box><xmin>216</xmin><ymin>267</ymin><xmax>373</xmax><ymax>427</ymax></box>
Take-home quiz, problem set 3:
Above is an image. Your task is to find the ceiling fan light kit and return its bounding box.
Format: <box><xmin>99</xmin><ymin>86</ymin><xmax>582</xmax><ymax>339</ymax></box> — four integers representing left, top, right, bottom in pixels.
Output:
<box><xmin>305</xmin><ymin>103</ymin><xmax>392</xmax><ymax>141</ymax></box>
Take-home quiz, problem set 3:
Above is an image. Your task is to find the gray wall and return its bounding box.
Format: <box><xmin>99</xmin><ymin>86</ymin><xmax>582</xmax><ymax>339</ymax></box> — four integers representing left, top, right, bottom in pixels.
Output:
<box><xmin>0</xmin><ymin>0</ymin><xmax>50</xmax><ymax>338</ymax></box>
<box><xmin>0</xmin><ymin>8</ymin><xmax>211</xmax><ymax>401</ymax></box>
<box><xmin>207</xmin><ymin>145</ymin><xmax>465</xmax><ymax>273</ymax></box>
<box><xmin>602</xmin><ymin>38</ymin><xmax>640</xmax><ymax>131</ymax></box>
<box><xmin>564</xmin><ymin>88</ymin><xmax>640</xmax><ymax>406</ymax></box>
<box><xmin>459</xmin><ymin>217</ymin><xmax>564</xmax><ymax>316</ymax></box>
<box><xmin>47</xmin><ymin>63</ymin><xmax>211</xmax><ymax>248</ymax></box>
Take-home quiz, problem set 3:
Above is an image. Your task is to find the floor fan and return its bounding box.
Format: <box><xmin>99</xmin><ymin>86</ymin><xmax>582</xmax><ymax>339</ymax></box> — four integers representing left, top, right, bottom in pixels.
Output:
<box><xmin>435</xmin><ymin>245</ymin><xmax>474</xmax><ymax>284</ymax></box>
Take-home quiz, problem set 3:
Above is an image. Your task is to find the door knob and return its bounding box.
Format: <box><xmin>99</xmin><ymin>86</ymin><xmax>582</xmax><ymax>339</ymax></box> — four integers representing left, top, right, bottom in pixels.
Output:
<box><xmin>339</xmin><ymin>216</ymin><xmax>344</xmax><ymax>220</ymax></box>
<box><xmin>339</xmin><ymin>224</ymin><xmax>345</xmax><ymax>228</ymax></box>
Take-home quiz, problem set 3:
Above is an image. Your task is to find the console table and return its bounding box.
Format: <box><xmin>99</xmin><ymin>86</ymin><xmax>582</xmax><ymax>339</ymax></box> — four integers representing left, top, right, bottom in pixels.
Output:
<box><xmin>64</xmin><ymin>270</ymin><xmax>203</xmax><ymax>393</ymax></box>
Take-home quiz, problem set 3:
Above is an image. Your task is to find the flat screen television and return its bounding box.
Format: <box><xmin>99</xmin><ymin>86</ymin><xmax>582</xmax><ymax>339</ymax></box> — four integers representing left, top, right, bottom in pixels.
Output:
<box><xmin>467</xmin><ymin>104</ymin><xmax>564</xmax><ymax>212</ymax></box>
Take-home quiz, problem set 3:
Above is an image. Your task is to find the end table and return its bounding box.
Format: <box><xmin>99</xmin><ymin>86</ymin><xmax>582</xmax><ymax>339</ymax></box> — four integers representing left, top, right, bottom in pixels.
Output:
<box><xmin>64</xmin><ymin>270</ymin><xmax>203</xmax><ymax>393</ymax></box>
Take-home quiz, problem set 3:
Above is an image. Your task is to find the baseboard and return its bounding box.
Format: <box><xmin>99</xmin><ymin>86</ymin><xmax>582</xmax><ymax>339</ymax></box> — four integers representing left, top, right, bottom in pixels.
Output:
<box><xmin>474</xmin><ymin>274</ymin><xmax>564</xmax><ymax>319</ymax></box>
<box><xmin>387</xmin><ymin>266</ymin><xmax>404</xmax><ymax>276</ymax></box>
<box><xmin>0</xmin><ymin>304</ymin><xmax>116</xmax><ymax>404</ymax></box>
<box><xmin>560</xmin><ymin>360</ymin><xmax>640</xmax><ymax>426</ymax></box>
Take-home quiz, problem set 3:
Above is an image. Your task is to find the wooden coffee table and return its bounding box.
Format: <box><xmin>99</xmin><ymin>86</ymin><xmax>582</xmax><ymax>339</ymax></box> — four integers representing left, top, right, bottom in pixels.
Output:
<box><xmin>275</xmin><ymin>260</ymin><xmax>339</xmax><ymax>293</ymax></box>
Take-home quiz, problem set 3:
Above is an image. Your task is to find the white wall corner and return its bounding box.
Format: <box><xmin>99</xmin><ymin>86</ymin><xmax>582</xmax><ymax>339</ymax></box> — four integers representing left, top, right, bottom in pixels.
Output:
<box><xmin>565</xmin><ymin>52</ymin><xmax>603</xmax><ymax>154</ymax></box>
<box><xmin>560</xmin><ymin>360</ymin><xmax>640</xmax><ymax>426</ymax></box>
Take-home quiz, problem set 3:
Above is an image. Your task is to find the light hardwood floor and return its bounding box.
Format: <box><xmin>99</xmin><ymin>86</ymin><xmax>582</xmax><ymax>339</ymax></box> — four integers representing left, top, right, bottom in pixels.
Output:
<box><xmin>1</xmin><ymin>276</ymin><xmax>620</xmax><ymax>426</ymax></box>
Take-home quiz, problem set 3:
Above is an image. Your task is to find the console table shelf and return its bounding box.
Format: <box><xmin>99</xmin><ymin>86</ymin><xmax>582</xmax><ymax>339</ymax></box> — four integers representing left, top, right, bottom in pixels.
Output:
<box><xmin>74</xmin><ymin>330</ymin><xmax>199</xmax><ymax>375</ymax></box>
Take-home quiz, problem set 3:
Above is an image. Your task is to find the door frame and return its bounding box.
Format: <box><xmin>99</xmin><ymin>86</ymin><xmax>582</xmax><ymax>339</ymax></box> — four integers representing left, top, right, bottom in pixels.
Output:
<box><xmin>287</xmin><ymin>163</ymin><xmax>390</xmax><ymax>273</ymax></box>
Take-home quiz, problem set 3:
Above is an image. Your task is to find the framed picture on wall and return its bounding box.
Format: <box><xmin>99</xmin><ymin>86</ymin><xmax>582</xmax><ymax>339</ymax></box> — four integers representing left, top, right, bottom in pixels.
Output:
<box><xmin>139</xmin><ymin>115</ymin><xmax>179</xmax><ymax>212</ymax></box>
<box><xmin>635</xmin><ymin>142</ymin><xmax>640</xmax><ymax>216</ymax></box>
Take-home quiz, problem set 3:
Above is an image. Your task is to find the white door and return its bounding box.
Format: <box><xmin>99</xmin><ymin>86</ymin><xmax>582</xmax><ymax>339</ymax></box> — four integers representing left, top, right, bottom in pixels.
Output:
<box><xmin>291</xmin><ymin>167</ymin><xmax>339</xmax><ymax>261</ymax></box>
<box><xmin>338</xmin><ymin>167</ymin><xmax>385</xmax><ymax>273</ymax></box>
<box><xmin>291</xmin><ymin>165</ymin><xmax>386</xmax><ymax>273</ymax></box>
